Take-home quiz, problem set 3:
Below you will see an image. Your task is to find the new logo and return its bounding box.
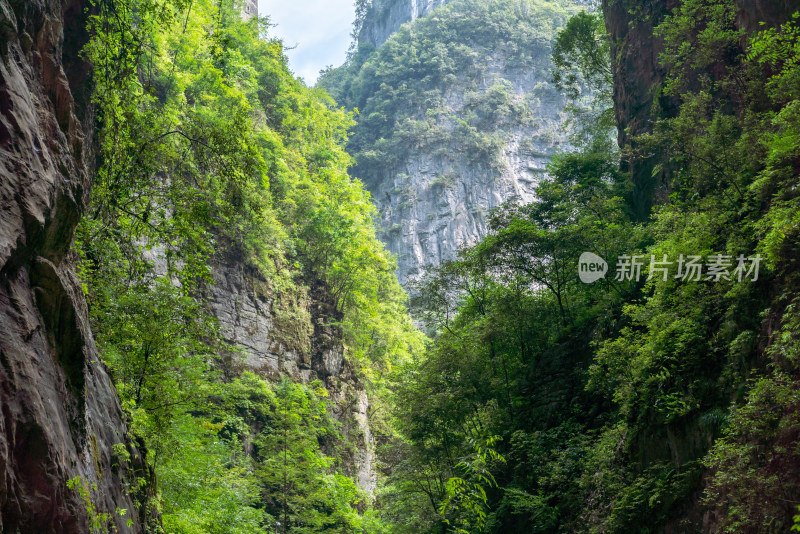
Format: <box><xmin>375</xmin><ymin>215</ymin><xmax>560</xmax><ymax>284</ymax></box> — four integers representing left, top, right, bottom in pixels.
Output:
<box><xmin>578</xmin><ymin>252</ymin><xmax>607</xmax><ymax>283</ymax></box>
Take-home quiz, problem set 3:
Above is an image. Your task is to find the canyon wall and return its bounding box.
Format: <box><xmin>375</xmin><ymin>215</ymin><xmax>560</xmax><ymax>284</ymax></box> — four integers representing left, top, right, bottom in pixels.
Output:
<box><xmin>601</xmin><ymin>0</ymin><xmax>797</xmax><ymax>219</ymax></box>
<box><xmin>0</xmin><ymin>1</ymin><xmax>148</xmax><ymax>532</ymax></box>
<box><xmin>357</xmin><ymin>0</ymin><xmax>456</xmax><ymax>49</ymax></box>
<box><xmin>600</xmin><ymin>0</ymin><xmax>800</xmax><ymax>529</ymax></box>
<box><xmin>364</xmin><ymin>58</ymin><xmax>572</xmax><ymax>284</ymax></box>
<box><xmin>205</xmin><ymin>254</ymin><xmax>377</xmax><ymax>494</ymax></box>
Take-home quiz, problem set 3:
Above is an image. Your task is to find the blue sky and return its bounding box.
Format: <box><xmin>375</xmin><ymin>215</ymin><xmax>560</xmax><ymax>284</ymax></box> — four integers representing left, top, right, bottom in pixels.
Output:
<box><xmin>258</xmin><ymin>0</ymin><xmax>355</xmax><ymax>85</ymax></box>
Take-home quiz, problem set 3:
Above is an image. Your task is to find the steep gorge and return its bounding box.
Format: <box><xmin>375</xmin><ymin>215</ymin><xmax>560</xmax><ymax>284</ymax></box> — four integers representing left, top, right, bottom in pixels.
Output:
<box><xmin>3</xmin><ymin>0</ymin><xmax>800</xmax><ymax>532</ymax></box>
<box><xmin>2</xmin><ymin>0</ymin><xmax>417</xmax><ymax>530</ymax></box>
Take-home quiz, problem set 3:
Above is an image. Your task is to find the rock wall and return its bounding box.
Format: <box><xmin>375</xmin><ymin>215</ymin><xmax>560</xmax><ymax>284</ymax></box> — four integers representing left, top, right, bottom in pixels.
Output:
<box><xmin>600</xmin><ymin>0</ymin><xmax>800</xmax><ymax>529</ymax></box>
<box><xmin>206</xmin><ymin>253</ymin><xmax>377</xmax><ymax>494</ymax></box>
<box><xmin>241</xmin><ymin>0</ymin><xmax>258</xmax><ymax>19</ymax></box>
<box><xmin>357</xmin><ymin>0</ymin><xmax>595</xmax><ymax>51</ymax></box>
<box><xmin>357</xmin><ymin>0</ymin><xmax>456</xmax><ymax>49</ymax></box>
<box><xmin>733</xmin><ymin>0</ymin><xmax>797</xmax><ymax>34</ymax></box>
<box><xmin>207</xmin><ymin>257</ymin><xmax>312</xmax><ymax>380</ymax></box>
<box><xmin>367</xmin><ymin>62</ymin><xmax>571</xmax><ymax>284</ymax></box>
<box><xmin>343</xmin><ymin>0</ymin><xmax>587</xmax><ymax>284</ymax></box>
<box><xmin>0</xmin><ymin>1</ymin><xmax>148</xmax><ymax>532</ymax></box>
<box><xmin>601</xmin><ymin>0</ymin><xmax>797</xmax><ymax>219</ymax></box>
<box><xmin>601</xmin><ymin>0</ymin><xmax>678</xmax><ymax>219</ymax></box>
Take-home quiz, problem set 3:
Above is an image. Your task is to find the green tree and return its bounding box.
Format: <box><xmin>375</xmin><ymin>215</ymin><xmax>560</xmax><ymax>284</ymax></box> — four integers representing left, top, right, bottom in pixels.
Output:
<box><xmin>254</xmin><ymin>379</ymin><xmax>365</xmax><ymax>533</ymax></box>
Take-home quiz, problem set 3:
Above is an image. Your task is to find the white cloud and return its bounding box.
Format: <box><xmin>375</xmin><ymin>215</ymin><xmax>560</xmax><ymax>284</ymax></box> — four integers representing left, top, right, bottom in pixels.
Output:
<box><xmin>258</xmin><ymin>0</ymin><xmax>354</xmax><ymax>84</ymax></box>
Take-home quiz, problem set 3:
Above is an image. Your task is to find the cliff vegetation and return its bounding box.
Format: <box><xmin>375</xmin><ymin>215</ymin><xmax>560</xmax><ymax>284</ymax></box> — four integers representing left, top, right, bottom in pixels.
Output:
<box><xmin>74</xmin><ymin>0</ymin><xmax>422</xmax><ymax>531</ymax></box>
<box><xmin>375</xmin><ymin>1</ymin><xmax>800</xmax><ymax>532</ymax></box>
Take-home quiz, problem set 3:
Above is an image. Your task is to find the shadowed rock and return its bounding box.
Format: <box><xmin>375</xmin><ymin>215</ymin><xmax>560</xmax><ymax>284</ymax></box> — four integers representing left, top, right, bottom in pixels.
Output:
<box><xmin>0</xmin><ymin>1</ymin><xmax>149</xmax><ymax>531</ymax></box>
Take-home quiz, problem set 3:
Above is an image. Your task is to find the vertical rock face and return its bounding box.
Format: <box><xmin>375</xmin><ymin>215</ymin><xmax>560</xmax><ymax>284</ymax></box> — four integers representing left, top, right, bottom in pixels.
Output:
<box><xmin>600</xmin><ymin>1</ymin><xmax>800</xmax><ymax>529</ymax></box>
<box><xmin>205</xmin><ymin>253</ymin><xmax>376</xmax><ymax>494</ymax></box>
<box><xmin>207</xmin><ymin>256</ymin><xmax>313</xmax><ymax>380</ymax></box>
<box><xmin>334</xmin><ymin>0</ymin><xmax>589</xmax><ymax>284</ymax></box>
<box><xmin>600</xmin><ymin>0</ymin><xmax>678</xmax><ymax>219</ymax></box>
<box><xmin>0</xmin><ymin>1</ymin><xmax>147</xmax><ymax>532</ymax></box>
<box><xmin>366</xmin><ymin>65</ymin><xmax>571</xmax><ymax>284</ymax></box>
<box><xmin>241</xmin><ymin>0</ymin><xmax>258</xmax><ymax>19</ymax></box>
<box><xmin>357</xmin><ymin>0</ymin><xmax>456</xmax><ymax>49</ymax></box>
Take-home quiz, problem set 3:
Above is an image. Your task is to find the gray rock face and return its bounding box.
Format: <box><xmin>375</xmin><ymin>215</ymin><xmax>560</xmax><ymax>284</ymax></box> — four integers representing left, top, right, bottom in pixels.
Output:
<box><xmin>205</xmin><ymin>253</ymin><xmax>376</xmax><ymax>494</ymax></box>
<box><xmin>358</xmin><ymin>0</ymin><xmax>457</xmax><ymax>49</ymax></box>
<box><xmin>358</xmin><ymin>0</ymin><xmax>595</xmax><ymax>51</ymax></box>
<box><xmin>205</xmin><ymin>255</ymin><xmax>349</xmax><ymax>384</ymax></box>
<box><xmin>206</xmin><ymin>257</ymin><xmax>312</xmax><ymax>380</ymax></box>
<box><xmin>0</xmin><ymin>1</ymin><xmax>148</xmax><ymax>532</ymax></box>
<box><xmin>241</xmin><ymin>0</ymin><xmax>258</xmax><ymax>18</ymax></box>
<box><xmin>343</xmin><ymin>0</ymin><xmax>594</xmax><ymax>284</ymax></box>
<box><xmin>327</xmin><ymin>386</ymin><xmax>376</xmax><ymax>494</ymax></box>
<box><xmin>363</xmin><ymin>51</ymin><xmax>572</xmax><ymax>284</ymax></box>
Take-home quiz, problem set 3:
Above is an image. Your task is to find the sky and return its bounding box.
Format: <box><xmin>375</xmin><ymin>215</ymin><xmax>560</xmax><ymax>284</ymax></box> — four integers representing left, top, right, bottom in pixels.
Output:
<box><xmin>258</xmin><ymin>0</ymin><xmax>355</xmax><ymax>85</ymax></box>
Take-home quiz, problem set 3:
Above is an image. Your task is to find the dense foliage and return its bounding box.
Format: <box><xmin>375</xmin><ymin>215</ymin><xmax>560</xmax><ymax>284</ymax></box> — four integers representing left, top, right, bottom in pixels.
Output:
<box><xmin>360</xmin><ymin>1</ymin><xmax>800</xmax><ymax>532</ymax></box>
<box><xmin>72</xmin><ymin>0</ymin><xmax>800</xmax><ymax>532</ymax></box>
<box><xmin>76</xmin><ymin>0</ymin><xmax>421</xmax><ymax>531</ymax></box>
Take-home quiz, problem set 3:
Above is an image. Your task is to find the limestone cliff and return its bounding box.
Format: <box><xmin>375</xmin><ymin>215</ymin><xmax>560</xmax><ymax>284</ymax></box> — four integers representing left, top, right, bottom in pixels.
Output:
<box><xmin>241</xmin><ymin>0</ymin><xmax>258</xmax><ymax>18</ymax></box>
<box><xmin>0</xmin><ymin>1</ymin><xmax>149</xmax><ymax>532</ymax></box>
<box><xmin>365</xmin><ymin>63</ymin><xmax>572</xmax><ymax>284</ymax></box>
<box><xmin>323</xmin><ymin>0</ymin><xmax>589</xmax><ymax>284</ymax></box>
<box><xmin>205</xmin><ymin>252</ymin><xmax>377</xmax><ymax>494</ymax></box>
<box><xmin>357</xmin><ymin>0</ymin><xmax>456</xmax><ymax>49</ymax></box>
